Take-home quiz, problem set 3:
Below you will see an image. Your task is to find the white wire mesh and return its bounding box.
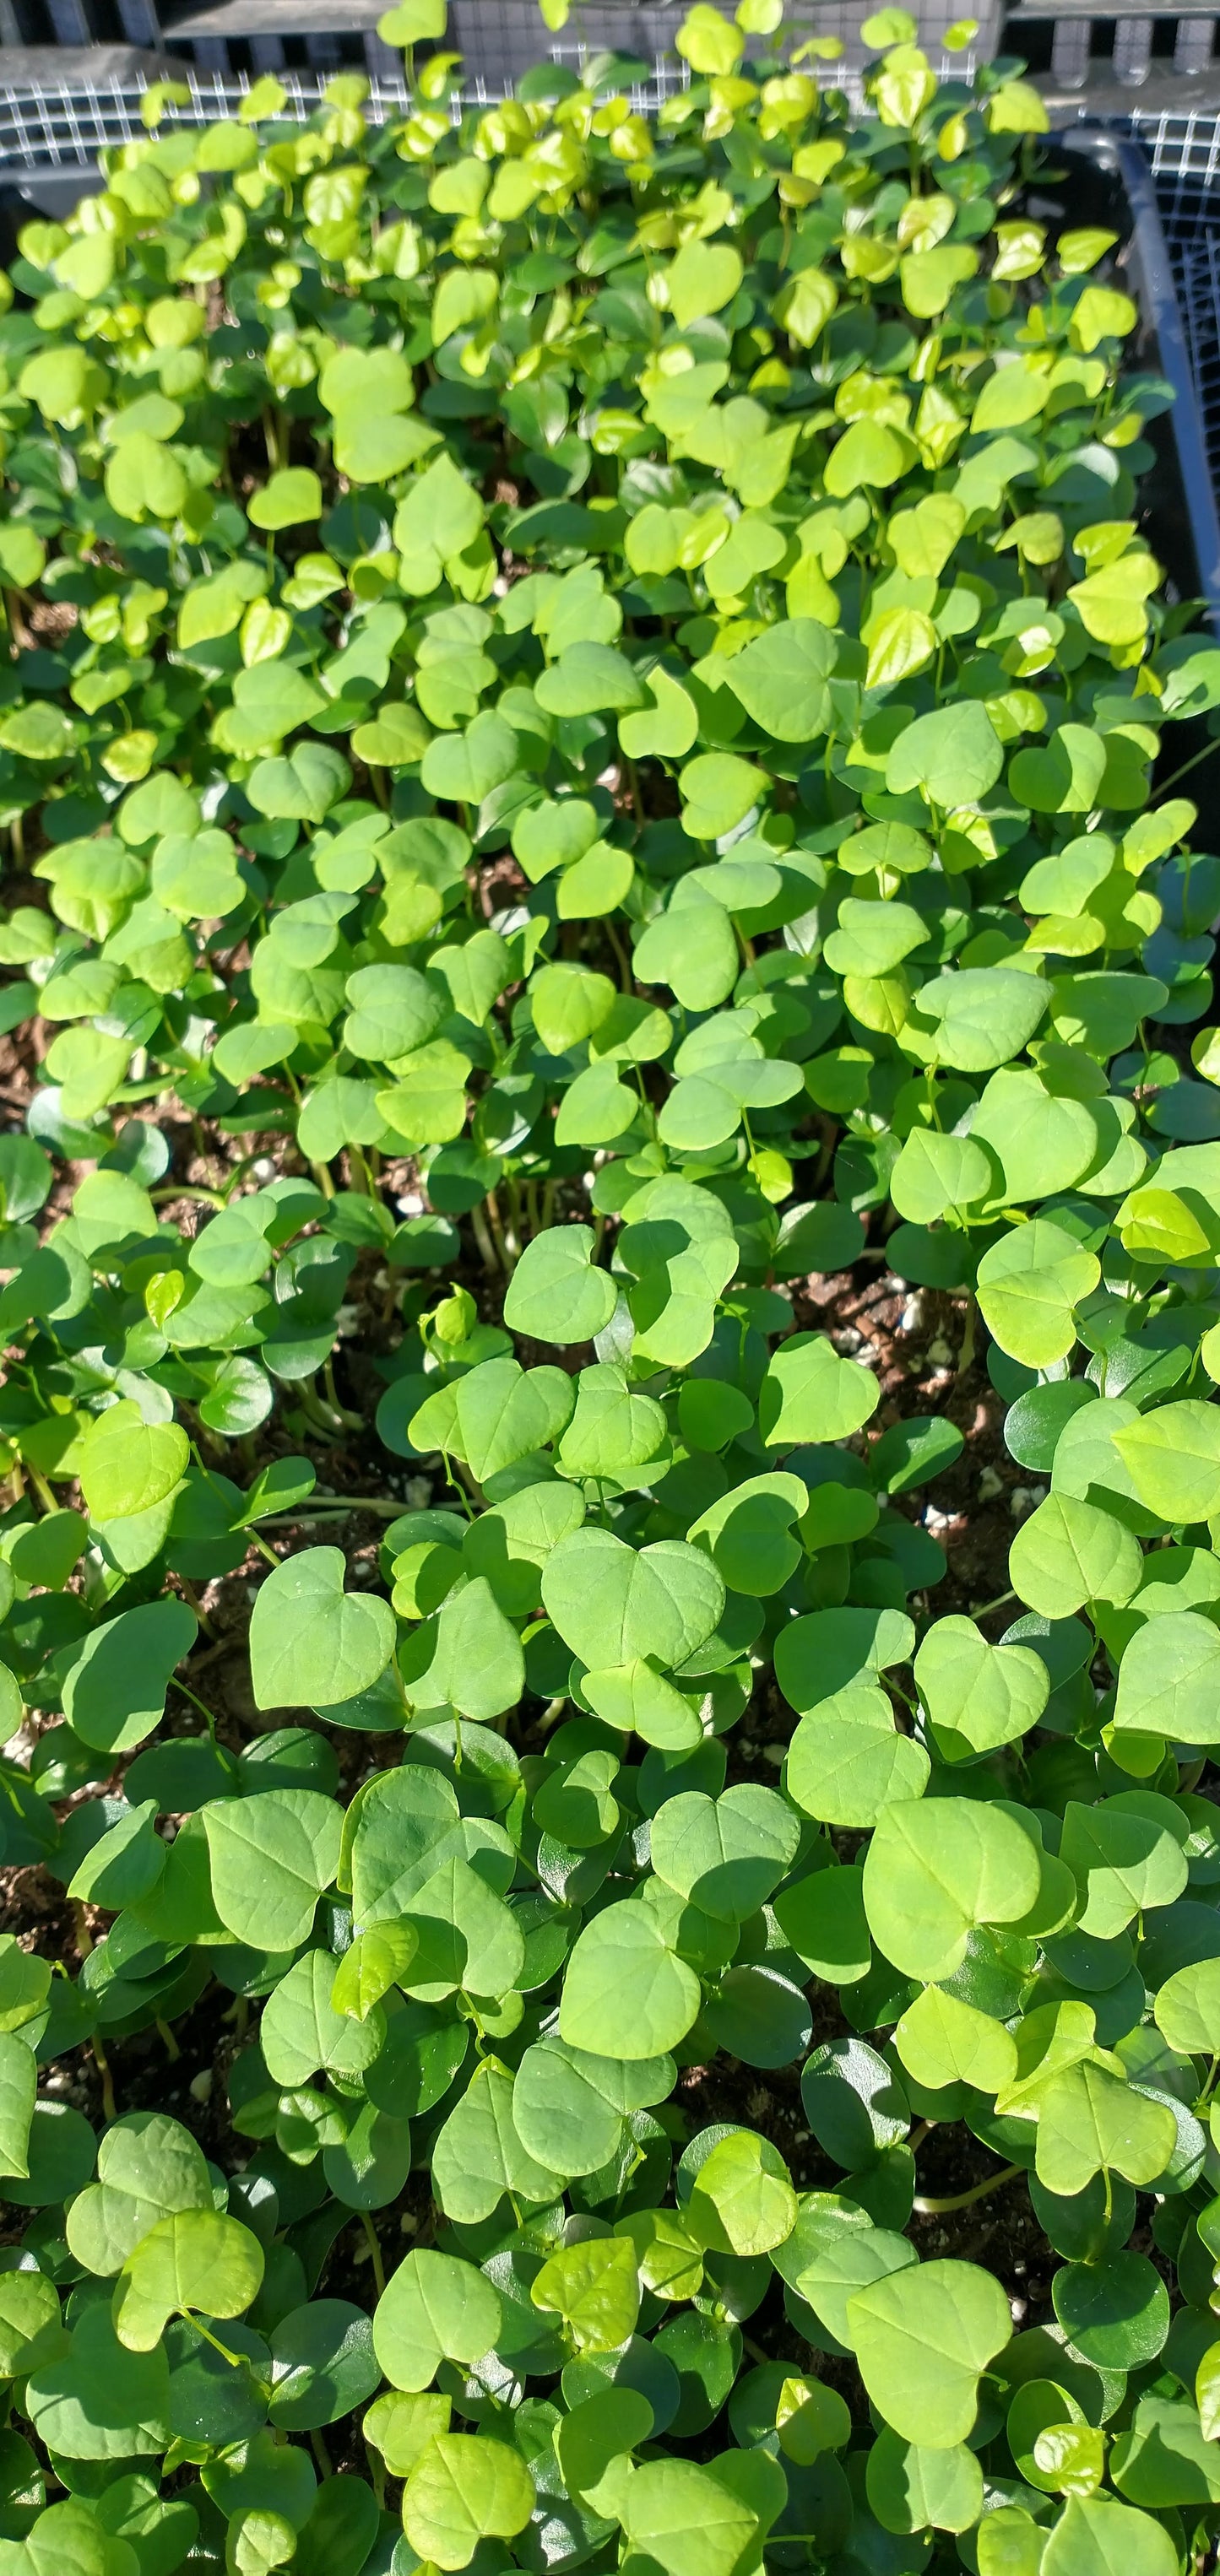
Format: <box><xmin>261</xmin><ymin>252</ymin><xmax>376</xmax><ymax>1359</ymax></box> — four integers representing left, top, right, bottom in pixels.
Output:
<box><xmin>1113</xmin><ymin>107</ymin><xmax>1220</xmax><ymax>490</ymax></box>
<box><xmin>1132</xmin><ymin>100</ymin><xmax>1220</xmax><ymax>180</ymax></box>
<box><xmin>0</xmin><ymin>70</ymin><xmax>395</xmax><ymax>164</ymax></box>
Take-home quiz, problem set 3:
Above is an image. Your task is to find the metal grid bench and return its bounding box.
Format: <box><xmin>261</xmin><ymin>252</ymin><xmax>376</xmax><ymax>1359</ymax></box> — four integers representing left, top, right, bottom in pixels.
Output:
<box><xmin>0</xmin><ymin>0</ymin><xmax>995</xmax><ymax>84</ymax></box>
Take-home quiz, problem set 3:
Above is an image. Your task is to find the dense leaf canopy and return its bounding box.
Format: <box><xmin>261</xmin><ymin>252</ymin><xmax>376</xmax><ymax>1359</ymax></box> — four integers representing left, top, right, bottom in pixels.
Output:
<box><xmin>0</xmin><ymin>4</ymin><xmax>1217</xmax><ymax>2573</ymax></box>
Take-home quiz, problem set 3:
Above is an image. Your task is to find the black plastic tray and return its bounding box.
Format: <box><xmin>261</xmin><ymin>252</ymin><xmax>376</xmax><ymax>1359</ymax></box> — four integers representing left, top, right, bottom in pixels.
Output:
<box><xmin>1033</xmin><ymin>127</ymin><xmax>1220</xmax><ymax>635</ymax></box>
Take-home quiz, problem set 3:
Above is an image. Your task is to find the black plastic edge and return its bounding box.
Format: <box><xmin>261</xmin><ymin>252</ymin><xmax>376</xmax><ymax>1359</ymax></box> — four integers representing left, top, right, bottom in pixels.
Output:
<box><xmin>1054</xmin><ymin>123</ymin><xmax>1220</xmax><ymax>639</ymax></box>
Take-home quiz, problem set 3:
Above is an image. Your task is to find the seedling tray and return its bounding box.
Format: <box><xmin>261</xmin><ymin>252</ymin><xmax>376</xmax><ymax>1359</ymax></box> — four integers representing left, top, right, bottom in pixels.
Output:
<box><xmin>4</xmin><ymin>42</ymin><xmax>1220</xmax><ymax>2571</ymax></box>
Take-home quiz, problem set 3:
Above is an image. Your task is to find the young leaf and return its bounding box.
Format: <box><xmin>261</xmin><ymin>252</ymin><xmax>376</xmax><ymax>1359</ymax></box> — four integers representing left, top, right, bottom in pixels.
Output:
<box><xmin>202</xmin><ymin>1791</ymin><xmax>343</xmax><ymax>1950</ymax></box>
<box><xmin>248</xmin><ymin>1550</ymin><xmax>397</xmax><ymax>1710</ymax></box>
<box><xmin>112</xmin><ymin>2208</ymin><xmax>264</xmax><ymax>2349</ymax></box>
<box><xmin>846</xmin><ymin>2259</ymin><xmax>1012</xmax><ymax>2447</ymax></box>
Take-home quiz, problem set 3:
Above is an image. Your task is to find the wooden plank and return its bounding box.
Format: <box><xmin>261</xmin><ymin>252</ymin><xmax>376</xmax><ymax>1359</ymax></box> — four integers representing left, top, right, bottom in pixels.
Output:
<box><xmin>1011</xmin><ymin>2</ymin><xmax>1218</xmax><ymax>19</ymax></box>
<box><xmin>164</xmin><ymin>0</ymin><xmax>384</xmax><ymax>30</ymax></box>
<box><xmin>0</xmin><ymin>36</ymin><xmax>172</xmax><ymax>71</ymax></box>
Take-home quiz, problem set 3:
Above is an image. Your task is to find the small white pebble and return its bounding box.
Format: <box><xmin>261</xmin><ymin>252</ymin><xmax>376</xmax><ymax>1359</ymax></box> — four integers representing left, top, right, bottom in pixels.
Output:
<box><xmin>924</xmin><ymin>1503</ymin><xmax>954</xmax><ymax>1534</ymax></box>
<box><xmin>189</xmin><ymin>2070</ymin><xmax>213</xmax><ymax>2105</ymax></box>
<box><xmin>763</xmin><ymin>1744</ymin><xmax>785</xmax><ymax>1767</ymax></box>
<box><xmin>399</xmin><ymin>2211</ymin><xmax>419</xmax><ymax>2234</ymax></box>
<box><xmin>899</xmin><ymin>1296</ymin><xmax>923</xmax><ymax>1335</ymax></box>
<box><xmin>396</xmin><ymin>1190</ymin><xmax>426</xmax><ymax>1217</ymax></box>
<box><xmin>404</xmin><ymin>1476</ymin><xmax>431</xmax><ymax>1509</ymax></box>
<box><xmin>42</xmin><ymin>2069</ymin><xmax>70</xmax><ymax>2096</ymax></box>
<box><xmin>1010</xmin><ymin>1486</ymin><xmax>1034</xmax><ymax>1520</ymax></box>
<box><xmin>350</xmin><ymin>1560</ymin><xmax>375</xmax><ymax>1584</ymax></box>
<box><xmin>837</xmin><ymin>1327</ymin><xmax>863</xmax><ymax>1352</ymax></box>
<box><xmin>249</xmin><ymin>1156</ymin><xmax>276</xmax><ymax>1182</ymax></box>
<box><xmin>1011</xmin><ymin>2296</ymin><xmax>1028</xmax><ymax>2323</ymax></box>
<box><xmin>978</xmin><ymin>1465</ymin><xmax>1004</xmax><ymax>1502</ymax></box>
<box><xmin>793</xmin><ymin>2129</ymin><xmax>810</xmax><ymax>2145</ymax></box>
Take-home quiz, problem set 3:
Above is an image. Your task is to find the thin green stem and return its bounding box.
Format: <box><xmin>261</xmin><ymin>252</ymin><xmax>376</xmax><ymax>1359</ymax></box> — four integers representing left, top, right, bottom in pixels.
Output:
<box><xmin>24</xmin><ymin>1464</ymin><xmax>57</xmax><ymax>1517</ymax></box>
<box><xmin>189</xmin><ymin>1441</ymin><xmax>276</xmax><ymax>1569</ymax></box>
<box><xmin>914</xmin><ymin>2162</ymin><xmax>1022</xmax><ymax>2216</ymax></box>
<box><xmin>956</xmin><ymin>1293</ymin><xmax>978</xmax><ymax>1379</ymax></box>
<box><xmin>483</xmin><ymin>1190</ymin><xmax>512</xmax><ymax>1272</ymax></box>
<box><xmin>323</xmin><ymin>1358</ymin><xmax>362</xmax><ymax>1430</ymax></box>
<box><xmin>971</xmin><ymin>1587</ymin><xmax>1017</xmax><ymax>1620</ymax></box>
<box><xmin>1158</xmin><ymin>735</ymin><xmax>1220</xmax><ymax>795</ymax></box>
<box><xmin>175</xmin><ymin>1574</ymin><xmax>215</xmax><ymax>1637</ymax></box>
<box><xmin>605</xmin><ymin>913</ymin><xmax>633</xmax><ymax>990</ymax></box>
<box><xmin>92</xmin><ymin>2035</ymin><xmax>117</xmax><ymax>2124</ymax></box>
<box><xmin>184</xmin><ymin>2313</ymin><xmax>252</xmax><ymax>2373</ymax></box>
<box><xmin>171</xmin><ymin>1676</ymin><xmax>220</xmax><ymax>1736</ymax></box>
<box><xmin>470</xmin><ymin>1199</ymin><xmax>501</xmax><ymax>1274</ymax></box>
<box><xmin>360</xmin><ymin>2211</ymin><xmax>387</xmax><ymax>2297</ymax></box>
